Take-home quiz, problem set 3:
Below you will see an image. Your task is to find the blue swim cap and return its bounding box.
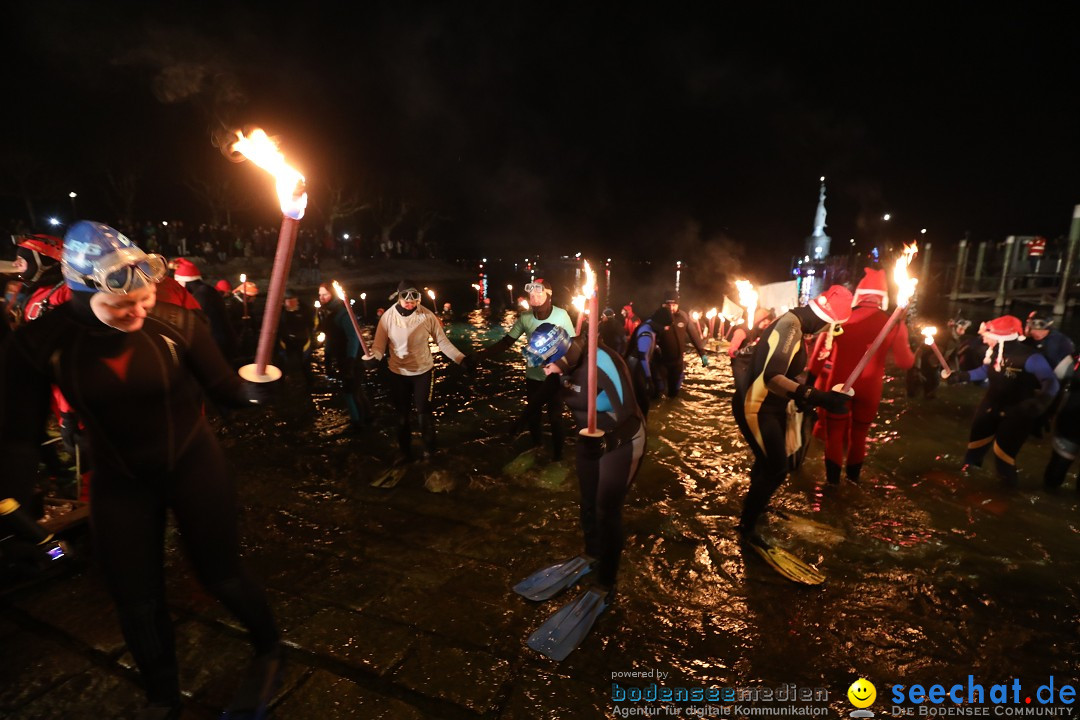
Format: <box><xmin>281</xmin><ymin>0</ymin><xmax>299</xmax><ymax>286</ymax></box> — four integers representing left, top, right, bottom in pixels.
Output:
<box><xmin>524</xmin><ymin>323</ymin><xmax>571</xmax><ymax>368</ymax></box>
<box><xmin>62</xmin><ymin>221</ymin><xmax>165</xmax><ymax>293</ymax></box>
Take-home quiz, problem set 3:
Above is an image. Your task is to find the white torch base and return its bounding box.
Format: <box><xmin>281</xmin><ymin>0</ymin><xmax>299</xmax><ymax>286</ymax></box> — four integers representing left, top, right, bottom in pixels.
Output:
<box><xmin>238</xmin><ymin>363</ymin><xmax>283</xmax><ymax>384</ymax></box>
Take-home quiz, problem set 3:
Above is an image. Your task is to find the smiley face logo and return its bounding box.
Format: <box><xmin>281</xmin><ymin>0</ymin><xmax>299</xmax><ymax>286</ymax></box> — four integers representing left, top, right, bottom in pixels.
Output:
<box><xmin>848</xmin><ymin>678</ymin><xmax>876</xmax><ymax>708</ymax></box>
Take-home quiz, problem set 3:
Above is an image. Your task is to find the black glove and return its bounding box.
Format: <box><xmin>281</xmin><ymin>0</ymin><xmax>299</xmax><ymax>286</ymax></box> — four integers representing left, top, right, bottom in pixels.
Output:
<box><xmin>59</xmin><ymin>412</ymin><xmax>81</xmax><ymax>454</ymax></box>
<box><xmin>946</xmin><ymin>371</ymin><xmax>970</xmax><ymax>385</ymax></box>
<box><xmin>459</xmin><ymin>354</ymin><xmax>476</xmax><ymax>371</ymax></box>
<box><xmin>792</xmin><ymin>384</ymin><xmax>850</xmax><ymax>415</ymax></box>
<box><xmin>644</xmin><ymin>376</ymin><xmax>657</xmax><ymax>399</ymax></box>
<box><xmin>580</xmin><ymin>432</ymin><xmax>605</xmax><ymax>460</ymax></box>
<box><xmin>360</xmin><ymin>354</ymin><xmax>380</xmax><ymax>371</ymax></box>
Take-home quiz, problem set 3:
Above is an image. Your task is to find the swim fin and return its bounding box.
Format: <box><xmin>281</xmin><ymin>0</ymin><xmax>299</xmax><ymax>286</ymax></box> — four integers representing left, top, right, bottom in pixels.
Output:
<box><xmin>743</xmin><ymin>535</ymin><xmax>826</xmax><ymax>586</ymax></box>
<box><xmin>220</xmin><ymin>646</ymin><xmax>283</xmax><ymax>719</ymax></box>
<box><xmin>513</xmin><ymin>555</ymin><xmax>593</xmax><ymax>601</ymax></box>
<box><xmin>502</xmin><ymin>447</ymin><xmax>540</xmax><ymax>477</ymax></box>
<box><xmin>371</xmin><ymin>465</ymin><xmax>407</xmax><ymax>488</ymax></box>
<box><xmin>526</xmin><ymin>588</ymin><xmax>609</xmax><ymax>661</ymax></box>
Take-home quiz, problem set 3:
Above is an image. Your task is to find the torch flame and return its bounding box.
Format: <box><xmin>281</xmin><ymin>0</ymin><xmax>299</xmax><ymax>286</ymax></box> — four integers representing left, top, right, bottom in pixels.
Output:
<box><xmin>332</xmin><ymin>280</ymin><xmax>347</xmax><ymax>302</ymax></box>
<box><xmin>691</xmin><ymin>310</ymin><xmax>701</xmax><ymax>322</ymax></box>
<box><xmin>894</xmin><ymin>242</ymin><xmax>919</xmax><ymax>307</ymax></box>
<box><xmin>922</xmin><ymin>325</ymin><xmax>937</xmax><ymax>346</ymax></box>
<box><xmin>735</xmin><ymin>280</ymin><xmax>758</xmax><ymax>325</ymax></box>
<box><xmin>472</xmin><ymin>284</ymin><xmax>481</xmax><ymax>290</ymax></box>
<box><xmin>706</xmin><ymin>308</ymin><xmax>717</xmax><ymax>320</ymax></box>
<box><xmin>231</xmin><ymin>129</ymin><xmax>308</xmax><ymax>219</ymax></box>
<box><xmin>519</xmin><ymin>298</ymin><xmax>530</xmax><ymax>311</ymax></box>
<box><xmin>581</xmin><ymin>260</ymin><xmax>596</xmax><ymax>299</ymax></box>
<box><xmin>427</xmin><ymin>289</ymin><xmax>436</xmax><ymax>300</ymax></box>
<box><xmin>571</xmin><ymin>295</ymin><xmax>586</xmax><ymax>313</ymax></box>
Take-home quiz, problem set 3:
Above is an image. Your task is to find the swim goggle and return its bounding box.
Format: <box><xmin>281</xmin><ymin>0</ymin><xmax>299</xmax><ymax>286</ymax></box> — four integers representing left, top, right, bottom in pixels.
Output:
<box><xmin>399</xmin><ymin>289</ymin><xmax>422</xmax><ymax>302</ymax></box>
<box><xmin>524</xmin><ymin>283</ymin><xmax>550</xmax><ymax>294</ymax></box>
<box><xmin>82</xmin><ymin>249</ymin><xmax>168</xmax><ymax>294</ymax></box>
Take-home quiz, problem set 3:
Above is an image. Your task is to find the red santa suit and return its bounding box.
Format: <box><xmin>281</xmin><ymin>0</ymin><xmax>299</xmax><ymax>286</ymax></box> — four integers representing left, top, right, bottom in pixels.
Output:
<box><xmin>816</xmin><ymin>269</ymin><xmax>914</xmax><ymax>482</ymax></box>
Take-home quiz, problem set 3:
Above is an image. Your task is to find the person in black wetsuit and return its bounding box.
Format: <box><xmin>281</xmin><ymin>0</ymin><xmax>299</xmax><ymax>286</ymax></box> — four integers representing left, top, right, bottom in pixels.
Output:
<box><xmin>732</xmin><ymin>285</ymin><xmax>854</xmax><ymax>537</ymax></box>
<box><xmin>540</xmin><ymin>323</ymin><xmax>647</xmax><ymax>600</ymax></box>
<box><xmin>0</xmin><ymin>222</ymin><xmax>280</xmax><ymax>719</ymax></box>
<box><xmin>645</xmin><ymin>291</ymin><xmax>709</xmax><ymax>398</ymax></box>
<box><xmin>946</xmin><ymin>315</ymin><xmax>1060</xmax><ymax>485</ymax></box>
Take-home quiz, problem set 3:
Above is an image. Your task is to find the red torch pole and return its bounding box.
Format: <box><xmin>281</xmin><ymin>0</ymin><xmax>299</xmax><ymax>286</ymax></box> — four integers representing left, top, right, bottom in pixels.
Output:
<box><xmin>246</xmin><ymin>216</ymin><xmax>300</xmax><ymax>380</ymax></box>
<box><xmin>335</xmin><ymin>282</ymin><xmax>371</xmax><ymax>356</ymax></box>
<box><xmin>584</xmin><ymin>287</ymin><xmax>601</xmax><ymax>436</ymax></box>
<box><xmin>836</xmin><ymin>306</ymin><xmax>906</xmax><ymax>394</ymax></box>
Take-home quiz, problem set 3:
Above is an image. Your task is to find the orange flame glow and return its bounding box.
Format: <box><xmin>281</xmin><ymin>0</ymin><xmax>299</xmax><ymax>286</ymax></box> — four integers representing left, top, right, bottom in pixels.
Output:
<box><xmin>582</xmin><ymin>260</ymin><xmax>596</xmax><ymax>299</ymax></box>
<box><xmin>519</xmin><ymin>298</ymin><xmax>530</xmax><ymax>311</ymax></box>
<box><xmin>706</xmin><ymin>308</ymin><xmax>717</xmax><ymax>320</ymax></box>
<box><xmin>332</xmin><ymin>280</ymin><xmax>347</xmax><ymax>302</ymax></box>
<box><xmin>231</xmin><ymin>129</ymin><xmax>308</xmax><ymax>219</ymax></box>
<box><xmin>735</xmin><ymin>280</ymin><xmax>757</xmax><ymax>325</ymax></box>
<box><xmin>922</xmin><ymin>326</ymin><xmax>937</xmax><ymax>346</ymax></box>
<box><xmin>894</xmin><ymin>242</ymin><xmax>919</xmax><ymax>307</ymax></box>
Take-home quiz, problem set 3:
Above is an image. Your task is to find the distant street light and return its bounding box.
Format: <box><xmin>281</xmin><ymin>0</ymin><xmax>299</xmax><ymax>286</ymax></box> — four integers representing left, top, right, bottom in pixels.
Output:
<box><xmin>920</xmin><ymin>228</ymin><xmax>927</xmax><ymax>234</ymax></box>
<box><xmin>48</xmin><ymin>217</ymin><xmax>60</xmax><ymax>226</ymax></box>
<box><xmin>883</xmin><ymin>213</ymin><xmax>891</xmax><ymax>221</ymax></box>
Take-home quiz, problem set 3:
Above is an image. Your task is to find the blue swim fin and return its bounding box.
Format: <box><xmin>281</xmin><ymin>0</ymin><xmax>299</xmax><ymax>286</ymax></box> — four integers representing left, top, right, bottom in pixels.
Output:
<box><xmin>513</xmin><ymin>555</ymin><xmax>592</xmax><ymax>601</ymax></box>
<box><xmin>526</xmin><ymin>588</ymin><xmax>608</xmax><ymax>661</ymax></box>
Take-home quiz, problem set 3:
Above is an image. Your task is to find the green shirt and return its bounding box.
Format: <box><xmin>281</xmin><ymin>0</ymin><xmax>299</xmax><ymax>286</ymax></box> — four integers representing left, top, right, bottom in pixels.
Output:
<box><xmin>509</xmin><ymin>306</ymin><xmax>577</xmax><ymax>380</ymax></box>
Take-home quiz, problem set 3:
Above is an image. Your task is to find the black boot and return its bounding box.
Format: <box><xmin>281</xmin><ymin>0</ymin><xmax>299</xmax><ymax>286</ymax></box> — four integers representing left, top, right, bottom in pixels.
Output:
<box><xmin>1044</xmin><ymin>450</ymin><xmax>1072</xmax><ymax>490</ymax></box>
<box><xmin>825</xmin><ymin>459</ymin><xmax>842</xmax><ymax>485</ymax></box>
<box><xmin>845</xmin><ymin>463</ymin><xmax>862</xmax><ymax>483</ymax></box>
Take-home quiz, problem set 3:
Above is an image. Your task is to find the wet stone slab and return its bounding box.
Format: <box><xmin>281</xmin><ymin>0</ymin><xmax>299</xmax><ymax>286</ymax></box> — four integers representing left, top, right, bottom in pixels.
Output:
<box><xmin>288</xmin><ymin>606</ymin><xmax>417</xmax><ymax>676</ymax></box>
<box><xmin>274</xmin><ymin>669</ymin><xmax>434</xmax><ymax>720</ymax></box>
<box><xmin>10</xmin><ymin>571</ymin><xmax>127</xmax><ymax>655</ymax></box>
<box><xmin>0</xmin><ymin>630</ymin><xmax>93</xmax><ymax>712</ymax></box>
<box><xmin>390</xmin><ymin>642</ymin><xmax>513</xmax><ymax>714</ymax></box>
<box><xmin>7</xmin><ymin>665</ymin><xmax>145</xmax><ymax>720</ymax></box>
<box><xmin>499</xmin><ymin>671</ymin><xmax>608</xmax><ymax>720</ymax></box>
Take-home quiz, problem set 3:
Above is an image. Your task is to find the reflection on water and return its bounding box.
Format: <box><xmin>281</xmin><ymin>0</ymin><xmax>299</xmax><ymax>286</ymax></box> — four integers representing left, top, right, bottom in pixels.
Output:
<box><xmin>227</xmin><ymin>309</ymin><xmax>1080</xmax><ymax>716</ymax></box>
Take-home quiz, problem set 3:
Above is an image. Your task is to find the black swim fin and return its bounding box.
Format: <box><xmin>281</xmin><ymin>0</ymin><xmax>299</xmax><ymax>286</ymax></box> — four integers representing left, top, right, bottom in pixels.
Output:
<box><xmin>220</xmin><ymin>646</ymin><xmax>283</xmax><ymax>719</ymax></box>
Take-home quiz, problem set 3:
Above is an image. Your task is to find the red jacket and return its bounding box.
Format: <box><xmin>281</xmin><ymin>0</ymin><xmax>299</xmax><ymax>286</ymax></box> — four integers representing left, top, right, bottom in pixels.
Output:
<box><xmin>825</xmin><ymin>304</ymin><xmax>915</xmax><ymax>394</ymax></box>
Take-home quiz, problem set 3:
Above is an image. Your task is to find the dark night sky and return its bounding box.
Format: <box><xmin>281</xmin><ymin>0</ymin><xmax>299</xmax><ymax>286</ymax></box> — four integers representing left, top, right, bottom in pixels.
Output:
<box><xmin>4</xmin><ymin>3</ymin><xmax>1080</xmax><ymax>279</ymax></box>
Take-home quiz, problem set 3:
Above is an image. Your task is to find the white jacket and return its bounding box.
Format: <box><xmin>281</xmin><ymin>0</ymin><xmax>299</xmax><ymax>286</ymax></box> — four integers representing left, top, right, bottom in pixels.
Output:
<box><xmin>371</xmin><ymin>304</ymin><xmax>465</xmax><ymax>375</ymax></box>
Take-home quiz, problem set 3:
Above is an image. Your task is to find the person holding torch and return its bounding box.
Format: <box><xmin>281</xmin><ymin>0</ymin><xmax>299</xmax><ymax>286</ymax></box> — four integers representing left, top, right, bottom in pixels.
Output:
<box><xmin>813</xmin><ymin>268</ymin><xmax>914</xmax><ymax>484</ymax></box>
<box><xmin>0</xmin><ymin>222</ymin><xmax>282</xmax><ymax>717</ymax></box>
<box><xmin>513</xmin><ymin>321</ymin><xmax>646</xmax><ymax>660</ymax></box>
<box><xmin>945</xmin><ymin>315</ymin><xmax>1059</xmax><ymax>485</ymax></box>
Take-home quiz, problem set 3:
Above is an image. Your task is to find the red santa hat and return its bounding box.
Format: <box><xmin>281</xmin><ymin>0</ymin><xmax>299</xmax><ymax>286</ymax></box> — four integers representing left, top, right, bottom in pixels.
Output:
<box><xmin>215</xmin><ymin>279</ymin><xmax>232</xmax><ymax>293</ymax></box>
<box><xmin>853</xmin><ymin>268</ymin><xmax>889</xmax><ymax>310</ymax></box>
<box><xmin>173</xmin><ymin>258</ymin><xmax>201</xmax><ymax>285</ymax></box>
<box><xmin>978</xmin><ymin>315</ymin><xmax>1023</xmax><ymax>343</ymax></box>
<box><xmin>809</xmin><ymin>285</ymin><xmax>854</xmax><ymax>325</ymax></box>
<box><xmin>979</xmin><ymin>315</ymin><xmax>1024</xmax><ymax>368</ymax></box>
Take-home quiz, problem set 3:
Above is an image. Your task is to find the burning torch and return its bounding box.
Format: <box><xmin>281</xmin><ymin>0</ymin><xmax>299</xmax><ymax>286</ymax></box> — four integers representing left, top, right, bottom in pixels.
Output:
<box><xmin>922</xmin><ymin>326</ymin><xmax>952</xmax><ymax>379</ymax></box>
<box><xmin>736</xmin><ymin>280</ymin><xmax>757</xmax><ymax>331</ymax></box>
<box><xmin>837</xmin><ymin>243</ymin><xmax>919</xmax><ymax>394</ymax></box>
<box><xmin>472</xmin><ymin>283</ymin><xmax>482</xmax><ymax>306</ymax></box>
<box><xmin>580</xmin><ymin>260</ymin><xmax>602</xmax><ymax>437</ymax></box>
<box><xmin>573</xmin><ymin>293</ymin><xmax>587</xmax><ymax>335</ymax></box>
<box><xmin>332</xmin><ymin>281</ymin><xmax>371</xmax><ymax>357</ymax></box>
<box><xmin>427</xmin><ymin>289</ymin><xmax>436</xmax><ymax>310</ymax></box>
<box><xmin>507</xmin><ymin>284</ymin><xmax>514</xmax><ymax>306</ymax></box>
<box><xmin>231</xmin><ymin>129</ymin><xmax>307</xmax><ymax>383</ymax></box>
<box><xmin>706</xmin><ymin>307</ymin><xmax>718</xmax><ymax>339</ymax></box>
<box><xmin>239</xmin><ymin>273</ymin><xmax>250</xmax><ymax>319</ymax></box>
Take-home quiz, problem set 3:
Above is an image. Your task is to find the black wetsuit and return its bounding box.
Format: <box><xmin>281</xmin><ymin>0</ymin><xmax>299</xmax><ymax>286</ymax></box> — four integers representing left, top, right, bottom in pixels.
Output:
<box><xmin>1046</xmin><ymin>355</ymin><xmax>1080</xmax><ymax>488</ymax></box>
<box><xmin>0</xmin><ymin>297</ymin><xmax>279</xmax><ymax>705</ymax></box>
<box><xmin>556</xmin><ymin>338</ymin><xmax>647</xmax><ymax>589</ymax></box>
<box><xmin>653</xmin><ymin>308</ymin><xmax>707</xmax><ymax>398</ymax></box>
<box><xmin>732</xmin><ymin>307</ymin><xmax>826</xmax><ymax>530</ymax></box>
<box><xmin>962</xmin><ymin>340</ymin><xmax>1059</xmax><ymax>483</ymax></box>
